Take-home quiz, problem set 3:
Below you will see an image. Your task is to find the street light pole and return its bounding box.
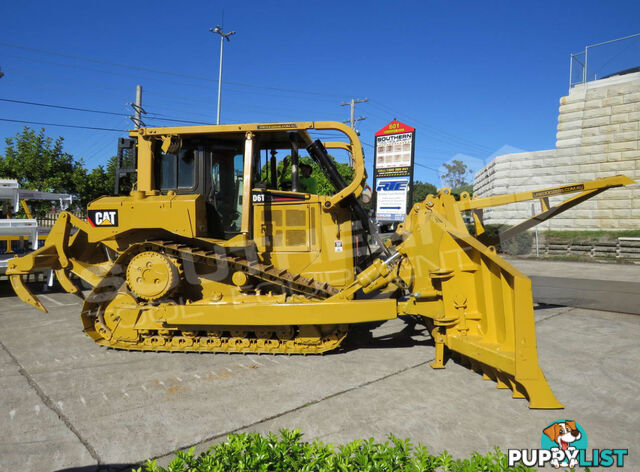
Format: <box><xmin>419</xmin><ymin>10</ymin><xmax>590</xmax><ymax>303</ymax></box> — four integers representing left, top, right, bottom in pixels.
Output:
<box><xmin>209</xmin><ymin>25</ymin><xmax>236</xmax><ymax>125</ymax></box>
<box><xmin>216</xmin><ymin>34</ymin><xmax>224</xmax><ymax>125</ymax></box>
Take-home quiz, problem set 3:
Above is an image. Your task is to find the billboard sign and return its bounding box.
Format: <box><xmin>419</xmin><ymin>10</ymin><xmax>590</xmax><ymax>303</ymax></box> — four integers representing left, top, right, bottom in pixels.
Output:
<box><xmin>375</xmin><ymin>176</ymin><xmax>410</xmax><ymax>221</ymax></box>
<box><xmin>373</xmin><ymin>120</ymin><xmax>415</xmax><ymax>223</ymax></box>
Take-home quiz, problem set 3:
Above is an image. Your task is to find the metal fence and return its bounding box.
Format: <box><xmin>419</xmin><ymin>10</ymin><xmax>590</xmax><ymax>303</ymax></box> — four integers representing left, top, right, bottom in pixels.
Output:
<box><xmin>569</xmin><ymin>33</ymin><xmax>640</xmax><ymax>89</ymax></box>
<box><xmin>0</xmin><ymin>210</ymin><xmax>85</xmax><ymax>255</ymax></box>
<box><xmin>37</xmin><ymin>210</ymin><xmax>85</xmax><ymax>228</ymax></box>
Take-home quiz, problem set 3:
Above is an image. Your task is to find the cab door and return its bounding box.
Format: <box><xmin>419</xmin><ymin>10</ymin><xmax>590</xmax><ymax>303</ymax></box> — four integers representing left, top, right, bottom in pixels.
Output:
<box><xmin>252</xmin><ymin>191</ymin><xmax>312</xmax><ymax>253</ymax></box>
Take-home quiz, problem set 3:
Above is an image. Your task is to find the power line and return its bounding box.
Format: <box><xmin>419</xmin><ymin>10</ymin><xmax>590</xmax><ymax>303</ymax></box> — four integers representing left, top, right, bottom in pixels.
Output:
<box><xmin>3</xmin><ymin>43</ymin><xmax>496</xmax><ymax>155</ymax></box>
<box><xmin>361</xmin><ymin>141</ymin><xmax>443</xmax><ymax>173</ymax></box>
<box><xmin>413</xmin><ymin>162</ymin><xmax>443</xmax><ymax>173</ymax></box>
<box><xmin>0</xmin><ymin>41</ymin><xmax>346</xmax><ymax>99</ymax></box>
<box><xmin>148</xmin><ymin>85</ymin><xmax>337</xmax><ymax>104</ymax></box>
<box><xmin>341</xmin><ymin>97</ymin><xmax>368</xmax><ymax>131</ymax></box>
<box><xmin>75</xmin><ymin>115</ymin><xmax>131</xmax><ymax>159</ymax></box>
<box><xmin>0</xmin><ymin>97</ymin><xmax>479</xmax><ymax>169</ymax></box>
<box><xmin>146</xmin><ymin>105</ymin><xmax>216</xmax><ymax>120</ymax></box>
<box><xmin>369</xmin><ymin>100</ymin><xmax>494</xmax><ymax>154</ymax></box>
<box><xmin>0</xmin><ymin>117</ymin><xmax>125</xmax><ymax>132</ymax></box>
<box><xmin>362</xmin><ymin>140</ymin><xmax>456</xmax><ymax>160</ymax></box>
<box><xmin>145</xmin><ymin>89</ymin><xmax>334</xmax><ymax>115</ymax></box>
<box><xmin>4</xmin><ymin>56</ymin><xmax>340</xmax><ymax>122</ymax></box>
<box><xmin>6</xmin><ymin>51</ymin><xmax>340</xmax><ymax>106</ymax></box>
<box><xmin>147</xmin><ymin>116</ymin><xmax>213</xmax><ymax>125</ymax></box>
<box><xmin>1</xmin><ymin>97</ymin><xmax>214</xmax><ymax>126</ymax></box>
<box><xmin>0</xmin><ymin>97</ymin><xmax>128</xmax><ymax>116</ymax></box>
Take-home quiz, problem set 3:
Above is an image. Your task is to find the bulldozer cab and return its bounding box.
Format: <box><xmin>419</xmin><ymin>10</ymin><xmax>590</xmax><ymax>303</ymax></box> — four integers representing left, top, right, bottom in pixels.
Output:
<box><xmin>152</xmin><ymin>136</ymin><xmax>245</xmax><ymax>239</ymax></box>
<box><xmin>144</xmin><ymin>126</ymin><xmax>346</xmax><ymax>241</ymax></box>
<box><xmin>116</xmin><ymin>122</ymin><xmax>370</xmax><ymax>288</ymax></box>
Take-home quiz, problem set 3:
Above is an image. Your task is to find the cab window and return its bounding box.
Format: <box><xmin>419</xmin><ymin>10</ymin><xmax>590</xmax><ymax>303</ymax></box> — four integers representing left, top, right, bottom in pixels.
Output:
<box><xmin>206</xmin><ymin>148</ymin><xmax>245</xmax><ymax>238</ymax></box>
<box><xmin>156</xmin><ymin>147</ymin><xmax>195</xmax><ymax>191</ymax></box>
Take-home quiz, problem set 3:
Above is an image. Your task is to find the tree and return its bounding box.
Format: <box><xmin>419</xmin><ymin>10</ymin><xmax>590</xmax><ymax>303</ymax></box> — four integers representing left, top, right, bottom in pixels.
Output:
<box><xmin>306</xmin><ymin>156</ymin><xmax>354</xmax><ymax>196</ymax></box>
<box><xmin>0</xmin><ymin>127</ymin><xmax>88</xmax><ymax>215</ymax></box>
<box><xmin>75</xmin><ymin>164</ymin><xmax>114</xmax><ymax>208</ymax></box>
<box><xmin>1</xmin><ymin>127</ymin><xmax>85</xmax><ymax>193</ymax></box>
<box><xmin>452</xmin><ymin>183</ymin><xmax>473</xmax><ymax>198</ymax></box>
<box><xmin>107</xmin><ymin>151</ymin><xmax>136</xmax><ymax>196</ymax></box>
<box><xmin>261</xmin><ymin>154</ymin><xmax>354</xmax><ymax>196</ymax></box>
<box><xmin>77</xmin><ymin>155</ymin><xmax>132</xmax><ymax>206</ymax></box>
<box><xmin>0</xmin><ymin>127</ymin><xmax>121</xmax><ymax>213</ymax></box>
<box><xmin>441</xmin><ymin>159</ymin><xmax>472</xmax><ymax>189</ymax></box>
<box><xmin>412</xmin><ymin>180</ymin><xmax>438</xmax><ymax>204</ymax></box>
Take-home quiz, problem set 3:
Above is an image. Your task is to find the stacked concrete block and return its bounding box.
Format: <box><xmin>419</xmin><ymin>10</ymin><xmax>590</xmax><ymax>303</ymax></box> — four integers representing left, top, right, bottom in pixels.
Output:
<box><xmin>474</xmin><ymin>72</ymin><xmax>640</xmax><ymax>230</ymax></box>
<box><xmin>538</xmin><ymin>238</ymin><xmax>640</xmax><ymax>260</ymax></box>
<box><xmin>619</xmin><ymin>237</ymin><xmax>640</xmax><ymax>259</ymax></box>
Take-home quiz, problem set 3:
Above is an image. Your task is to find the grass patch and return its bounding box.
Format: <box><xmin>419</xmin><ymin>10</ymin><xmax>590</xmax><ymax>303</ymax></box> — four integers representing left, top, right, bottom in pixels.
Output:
<box><xmin>135</xmin><ymin>430</ymin><xmax>534</xmax><ymax>472</ymax></box>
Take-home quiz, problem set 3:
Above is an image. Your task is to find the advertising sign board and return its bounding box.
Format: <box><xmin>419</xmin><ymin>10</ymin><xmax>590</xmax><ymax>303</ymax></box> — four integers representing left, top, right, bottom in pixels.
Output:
<box><xmin>373</xmin><ymin>120</ymin><xmax>415</xmax><ymax>223</ymax></box>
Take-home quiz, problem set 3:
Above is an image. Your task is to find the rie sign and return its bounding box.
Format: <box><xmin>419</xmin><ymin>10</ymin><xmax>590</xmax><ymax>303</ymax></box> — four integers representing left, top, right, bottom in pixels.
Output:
<box><xmin>373</xmin><ymin>120</ymin><xmax>415</xmax><ymax>223</ymax></box>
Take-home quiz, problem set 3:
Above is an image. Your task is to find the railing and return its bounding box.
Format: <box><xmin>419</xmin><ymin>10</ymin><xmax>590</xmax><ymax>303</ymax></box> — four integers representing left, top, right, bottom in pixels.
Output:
<box><xmin>569</xmin><ymin>33</ymin><xmax>640</xmax><ymax>89</ymax></box>
<box><xmin>0</xmin><ymin>211</ymin><xmax>85</xmax><ymax>254</ymax></box>
<box><xmin>37</xmin><ymin>210</ymin><xmax>85</xmax><ymax>228</ymax></box>
<box><xmin>0</xmin><ymin>219</ymin><xmax>38</xmax><ymax>254</ymax></box>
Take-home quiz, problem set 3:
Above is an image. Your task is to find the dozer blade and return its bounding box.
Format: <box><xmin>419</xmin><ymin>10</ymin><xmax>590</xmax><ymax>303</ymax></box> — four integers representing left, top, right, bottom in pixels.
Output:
<box><xmin>398</xmin><ymin>210</ymin><xmax>564</xmax><ymax>409</ymax></box>
<box><xmin>394</xmin><ymin>176</ymin><xmax>637</xmax><ymax>408</ymax></box>
<box><xmin>448</xmin><ymin>230</ymin><xmax>562</xmax><ymax>409</ymax></box>
<box><xmin>9</xmin><ymin>275</ymin><xmax>47</xmax><ymax>313</ymax></box>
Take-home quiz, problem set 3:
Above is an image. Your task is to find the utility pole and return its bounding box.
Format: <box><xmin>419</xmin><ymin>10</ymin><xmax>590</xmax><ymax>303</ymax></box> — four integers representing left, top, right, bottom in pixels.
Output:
<box><xmin>341</xmin><ymin>97</ymin><xmax>368</xmax><ymax>165</ymax></box>
<box><xmin>341</xmin><ymin>97</ymin><xmax>368</xmax><ymax>132</ymax></box>
<box><xmin>210</xmin><ymin>25</ymin><xmax>236</xmax><ymax>125</ymax></box>
<box><xmin>119</xmin><ymin>85</ymin><xmax>145</xmax><ymax>194</ymax></box>
<box><xmin>129</xmin><ymin>85</ymin><xmax>146</xmax><ymax>129</ymax></box>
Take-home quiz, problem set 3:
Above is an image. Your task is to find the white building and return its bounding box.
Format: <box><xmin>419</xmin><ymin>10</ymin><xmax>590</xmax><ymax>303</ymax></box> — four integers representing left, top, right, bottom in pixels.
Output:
<box><xmin>474</xmin><ymin>71</ymin><xmax>640</xmax><ymax>230</ymax></box>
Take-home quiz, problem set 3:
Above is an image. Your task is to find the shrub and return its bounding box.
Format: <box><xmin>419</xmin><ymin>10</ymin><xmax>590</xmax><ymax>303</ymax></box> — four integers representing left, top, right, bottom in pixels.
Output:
<box><xmin>501</xmin><ymin>231</ymin><xmax>533</xmax><ymax>256</ymax></box>
<box><xmin>471</xmin><ymin>224</ymin><xmax>533</xmax><ymax>256</ymax></box>
<box><xmin>135</xmin><ymin>429</ymin><xmax>534</xmax><ymax>472</ymax></box>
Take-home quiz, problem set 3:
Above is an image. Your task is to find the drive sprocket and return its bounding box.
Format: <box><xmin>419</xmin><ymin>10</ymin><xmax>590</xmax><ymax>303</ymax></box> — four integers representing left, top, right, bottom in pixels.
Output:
<box><xmin>126</xmin><ymin>251</ymin><xmax>180</xmax><ymax>300</ymax></box>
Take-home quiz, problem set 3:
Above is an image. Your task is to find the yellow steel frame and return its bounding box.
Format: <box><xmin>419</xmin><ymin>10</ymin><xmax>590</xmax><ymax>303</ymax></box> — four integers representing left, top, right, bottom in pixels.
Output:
<box><xmin>5</xmin><ymin>119</ymin><xmax>637</xmax><ymax>410</ymax></box>
<box><xmin>130</xmin><ymin>121</ymin><xmax>366</xmax><ymax>210</ymax></box>
<box><xmin>456</xmin><ymin>175</ymin><xmax>634</xmax><ymax>240</ymax></box>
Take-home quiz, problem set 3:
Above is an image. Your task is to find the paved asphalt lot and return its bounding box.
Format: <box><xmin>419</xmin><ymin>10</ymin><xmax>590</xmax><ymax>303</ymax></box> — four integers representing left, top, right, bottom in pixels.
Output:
<box><xmin>507</xmin><ymin>258</ymin><xmax>640</xmax><ymax>315</ymax></box>
<box><xmin>0</xmin><ymin>259</ymin><xmax>639</xmax><ymax>471</ymax></box>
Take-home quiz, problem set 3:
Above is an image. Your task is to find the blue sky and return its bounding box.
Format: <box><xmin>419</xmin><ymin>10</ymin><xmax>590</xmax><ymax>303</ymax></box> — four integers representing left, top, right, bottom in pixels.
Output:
<box><xmin>1</xmin><ymin>0</ymin><xmax>639</xmax><ymax>186</ymax></box>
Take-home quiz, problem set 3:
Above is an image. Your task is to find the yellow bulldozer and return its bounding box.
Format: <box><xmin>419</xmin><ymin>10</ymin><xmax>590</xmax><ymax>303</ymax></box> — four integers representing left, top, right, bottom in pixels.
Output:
<box><xmin>6</xmin><ymin>121</ymin><xmax>634</xmax><ymax>409</ymax></box>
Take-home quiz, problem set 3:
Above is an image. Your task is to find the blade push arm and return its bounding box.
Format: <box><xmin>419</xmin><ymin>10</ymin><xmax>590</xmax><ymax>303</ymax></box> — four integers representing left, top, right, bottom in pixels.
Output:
<box><xmin>456</xmin><ymin>175</ymin><xmax>635</xmax><ymax>241</ymax></box>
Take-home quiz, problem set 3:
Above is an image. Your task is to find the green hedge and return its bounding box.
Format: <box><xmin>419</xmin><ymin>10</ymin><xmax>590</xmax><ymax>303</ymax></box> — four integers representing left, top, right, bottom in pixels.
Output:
<box><xmin>135</xmin><ymin>429</ymin><xmax>534</xmax><ymax>472</ymax></box>
<box><xmin>467</xmin><ymin>224</ymin><xmax>533</xmax><ymax>256</ymax></box>
<box><xmin>500</xmin><ymin>231</ymin><xmax>533</xmax><ymax>256</ymax></box>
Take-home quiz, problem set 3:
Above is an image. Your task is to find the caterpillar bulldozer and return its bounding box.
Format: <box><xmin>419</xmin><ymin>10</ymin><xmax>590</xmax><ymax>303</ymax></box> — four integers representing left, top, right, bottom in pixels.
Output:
<box><xmin>6</xmin><ymin>121</ymin><xmax>634</xmax><ymax>409</ymax></box>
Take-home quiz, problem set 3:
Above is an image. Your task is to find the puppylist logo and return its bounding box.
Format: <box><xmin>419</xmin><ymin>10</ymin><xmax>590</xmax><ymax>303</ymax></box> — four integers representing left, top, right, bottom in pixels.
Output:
<box><xmin>508</xmin><ymin>420</ymin><xmax>628</xmax><ymax>468</ymax></box>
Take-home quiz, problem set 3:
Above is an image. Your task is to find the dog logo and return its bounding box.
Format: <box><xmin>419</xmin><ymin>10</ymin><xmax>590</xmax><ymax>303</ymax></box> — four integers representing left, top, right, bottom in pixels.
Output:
<box><xmin>509</xmin><ymin>420</ymin><xmax>628</xmax><ymax>468</ymax></box>
<box><xmin>541</xmin><ymin>420</ymin><xmax>587</xmax><ymax>468</ymax></box>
